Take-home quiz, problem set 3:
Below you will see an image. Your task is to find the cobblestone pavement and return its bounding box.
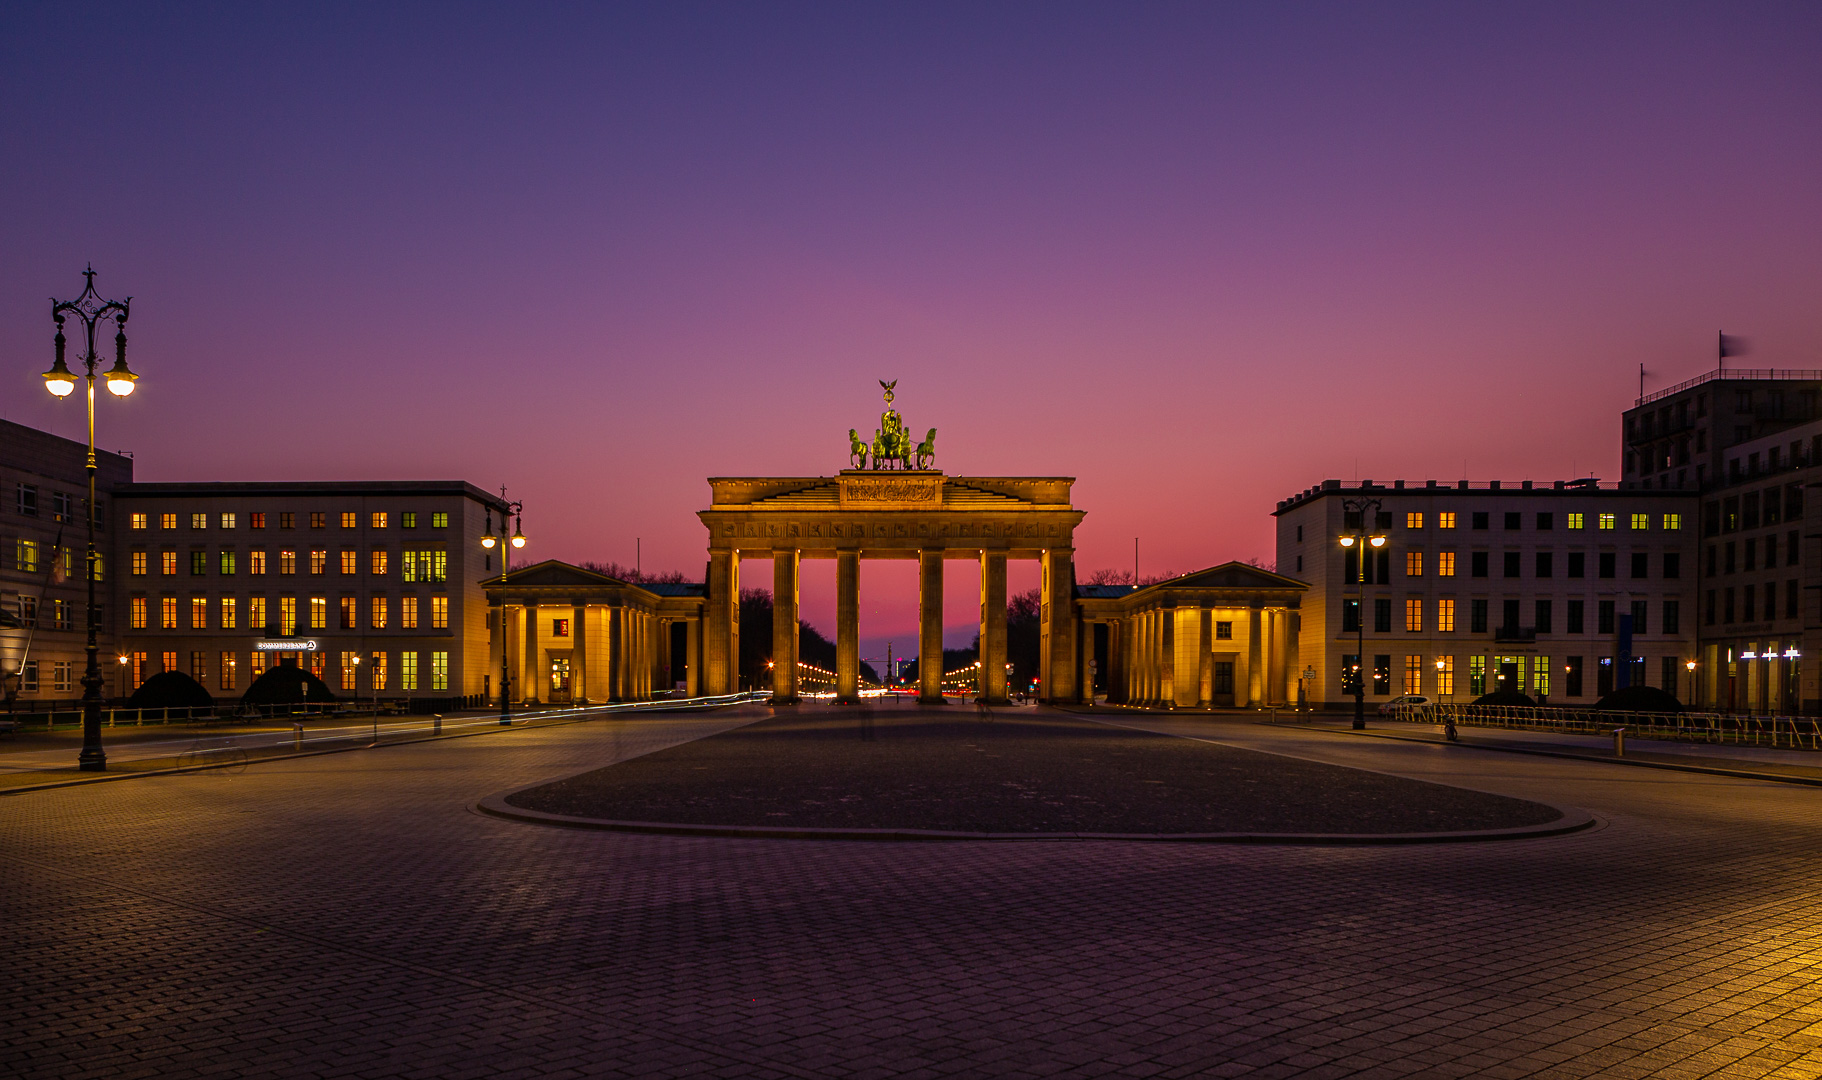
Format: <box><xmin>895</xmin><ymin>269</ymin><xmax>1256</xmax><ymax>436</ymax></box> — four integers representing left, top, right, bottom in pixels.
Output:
<box><xmin>6</xmin><ymin>703</ymin><xmax>1822</xmax><ymax>1079</ymax></box>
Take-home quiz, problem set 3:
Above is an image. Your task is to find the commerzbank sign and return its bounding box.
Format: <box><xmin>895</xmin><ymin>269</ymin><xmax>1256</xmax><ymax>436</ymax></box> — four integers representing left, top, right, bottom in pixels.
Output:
<box><xmin>254</xmin><ymin>639</ymin><xmax>320</xmax><ymax>651</ymax></box>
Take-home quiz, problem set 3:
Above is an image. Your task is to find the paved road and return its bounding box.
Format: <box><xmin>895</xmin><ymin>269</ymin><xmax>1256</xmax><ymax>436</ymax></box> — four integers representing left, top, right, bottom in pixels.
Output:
<box><xmin>5</xmin><ymin>701</ymin><xmax>1821</xmax><ymax>1079</ymax></box>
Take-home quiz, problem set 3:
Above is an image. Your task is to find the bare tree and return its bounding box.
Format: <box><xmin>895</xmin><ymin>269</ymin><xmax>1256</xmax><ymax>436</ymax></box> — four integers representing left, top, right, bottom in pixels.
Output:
<box><xmin>578</xmin><ymin>560</ymin><xmax>688</xmax><ymax>584</ymax></box>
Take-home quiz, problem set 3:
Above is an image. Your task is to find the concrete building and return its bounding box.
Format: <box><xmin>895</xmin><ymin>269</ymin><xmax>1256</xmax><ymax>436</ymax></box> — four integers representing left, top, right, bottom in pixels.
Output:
<box><xmin>112</xmin><ymin>482</ymin><xmax>509</xmax><ymax>706</ymax></box>
<box><xmin>0</xmin><ymin>419</ymin><xmax>133</xmax><ymax>704</ymax></box>
<box><xmin>1275</xmin><ymin>479</ymin><xmax>1700</xmax><ymax>710</ymax></box>
<box><xmin>1621</xmin><ymin>368</ymin><xmax>1822</xmax><ymax>491</ymax></box>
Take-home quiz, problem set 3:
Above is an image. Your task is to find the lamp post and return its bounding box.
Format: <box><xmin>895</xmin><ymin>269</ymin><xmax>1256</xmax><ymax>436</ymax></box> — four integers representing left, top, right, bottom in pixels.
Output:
<box><xmin>481</xmin><ymin>489</ymin><xmax>526</xmax><ymax>725</ymax></box>
<box><xmin>1337</xmin><ymin>497</ymin><xmax>1386</xmax><ymax>730</ymax></box>
<box><xmin>1685</xmin><ymin>658</ymin><xmax>1698</xmax><ymax>709</ymax></box>
<box><xmin>44</xmin><ymin>267</ymin><xmax>137</xmax><ymax>771</ymax></box>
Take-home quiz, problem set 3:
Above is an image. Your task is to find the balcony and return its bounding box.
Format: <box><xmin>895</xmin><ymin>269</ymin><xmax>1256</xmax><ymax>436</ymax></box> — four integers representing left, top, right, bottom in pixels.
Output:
<box><xmin>1494</xmin><ymin>626</ymin><xmax>1538</xmax><ymax>644</ymax></box>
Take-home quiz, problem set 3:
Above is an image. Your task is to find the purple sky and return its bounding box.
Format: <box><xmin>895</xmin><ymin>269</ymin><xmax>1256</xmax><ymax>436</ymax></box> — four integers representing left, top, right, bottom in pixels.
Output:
<box><xmin>5</xmin><ymin>3</ymin><xmax>1820</xmax><ymax>659</ymax></box>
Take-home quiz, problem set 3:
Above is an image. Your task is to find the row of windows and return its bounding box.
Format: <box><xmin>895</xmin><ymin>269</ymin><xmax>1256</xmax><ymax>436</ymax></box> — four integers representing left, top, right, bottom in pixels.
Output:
<box><xmin>1353</xmin><ymin>511</ymin><xmax>1681</xmax><ymax>532</ymax></box>
<box><xmin>124</xmin><ymin>650</ymin><xmax>449</xmax><ymax>693</ymax></box>
<box><xmin>1704</xmin><ymin>583</ymin><xmax>1802</xmax><ymax>626</ymax></box>
<box><xmin>14</xmin><ymin>484</ymin><xmax>103</xmax><ymax>528</ymax></box>
<box><xmin>128</xmin><ymin>594</ymin><xmax>449</xmax><ymax>632</ymax></box>
<box><xmin>6</xmin><ymin>595</ymin><xmax>79</xmax><ymax>630</ymax></box>
<box><xmin>1704</xmin><ymin>487</ymin><xmax>1803</xmax><ymax>535</ymax></box>
<box><xmin>1351</xmin><ymin>549</ymin><xmax>1681</xmax><ymax>581</ymax></box>
<box><xmin>1342</xmin><ymin>653</ymin><xmax>1681</xmax><ymax>699</ymax></box>
<box><xmin>9</xmin><ymin>540</ymin><xmax>102</xmax><ymax>580</ymax></box>
<box><xmin>128</xmin><ymin>510</ymin><xmax>450</xmax><ymax>531</ymax></box>
<box><xmin>1342</xmin><ymin>597</ymin><xmax>1680</xmax><ymax>636</ymax></box>
<box><xmin>1707</xmin><ymin>533</ymin><xmax>1801</xmax><ymax>574</ymax></box>
<box><xmin>128</xmin><ymin>548</ymin><xmax>448</xmax><ymax>581</ymax></box>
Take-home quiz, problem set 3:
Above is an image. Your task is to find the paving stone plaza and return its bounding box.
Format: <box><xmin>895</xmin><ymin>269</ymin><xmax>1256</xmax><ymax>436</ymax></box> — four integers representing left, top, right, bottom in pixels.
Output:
<box><xmin>6</xmin><ymin>703</ymin><xmax>1822</xmax><ymax>1079</ymax></box>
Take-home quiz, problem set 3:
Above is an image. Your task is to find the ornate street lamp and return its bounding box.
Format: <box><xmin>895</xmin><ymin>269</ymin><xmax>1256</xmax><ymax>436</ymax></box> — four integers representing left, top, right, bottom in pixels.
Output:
<box><xmin>1337</xmin><ymin>496</ymin><xmax>1386</xmax><ymax>730</ymax></box>
<box><xmin>482</xmin><ymin>489</ymin><xmax>526</xmax><ymax>725</ymax></box>
<box><xmin>45</xmin><ymin>267</ymin><xmax>136</xmax><ymax>771</ymax></box>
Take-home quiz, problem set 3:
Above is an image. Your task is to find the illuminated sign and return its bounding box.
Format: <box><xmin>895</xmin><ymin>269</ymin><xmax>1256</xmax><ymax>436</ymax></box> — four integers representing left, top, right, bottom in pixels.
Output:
<box><xmin>254</xmin><ymin>639</ymin><xmax>319</xmax><ymax>651</ymax></box>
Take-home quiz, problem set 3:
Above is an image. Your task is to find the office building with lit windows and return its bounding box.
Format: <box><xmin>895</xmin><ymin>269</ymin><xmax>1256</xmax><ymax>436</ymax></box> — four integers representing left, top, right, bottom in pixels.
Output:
<box><xmin>112</xmin><ymin>482</ymin><xmax>510</xmax><ymax>706</ymax></box>
<box><xmin>1275</xmin><ymin>479</ymin><xmax>1699</xmax><ymax>710</ymax></box>
<box><xmin>0</xmin><ymin>419</ymin><xmax>133</xmax><ymax>702</ymax></box>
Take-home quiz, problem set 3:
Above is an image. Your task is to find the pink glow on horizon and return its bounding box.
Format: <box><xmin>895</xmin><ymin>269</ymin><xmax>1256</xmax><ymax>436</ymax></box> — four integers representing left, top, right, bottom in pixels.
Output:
<box><xmin>4</xmin><ymin>4</ymin><xmax>1820</xmax><ymax>658</ymax></box>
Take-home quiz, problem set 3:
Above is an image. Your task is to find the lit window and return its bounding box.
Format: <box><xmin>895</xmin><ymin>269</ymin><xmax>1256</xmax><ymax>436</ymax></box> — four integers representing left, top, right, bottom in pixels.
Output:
<box><xmin>310</xmin><ymin>549</ymin><xmax>327</xmax><ymax>575</ymax></box>
<box><xmin>161</xmin><ymin>597</ymin><xmax>178</xmax><ymax>629</ymax></box>
<box><xmin>553</xmin><ymin>618</ymin><xmax>571</xmax><ymax>637</ymax></box>
<box><xmin>161</xmin><ymin>550</ymin><xmax>177</xmax><ymax>576</ymax></box>
<box><xmin>220</xmin><ymin>598</ymin><xmax>237</xmax><ymax>629</ymax></box>
<box><xmin>309</xmin><ymin>651</ymin><xmax>326</xmax><ymax>679</ymax></box>
<box><xmin>1598</xmin><ymin>513</ymin><xmax>1616</xmax><ymax>530</ymax></box>
<box><xmin>279</xmin><ymin>550</ymin><xmax>296</xmax><ymax>575</ymax></box>
<box><xmin>431</xmin><ymin>595</ymin><xmax>448</xmax><ymax>629</ymax></box>
<box><xmin>191</xmin><ymin>512</ymin><xmax>207</xmax><ymax>529</ymax></box>
<box><xmin>219</xmin><ymin>550</ymin><xmax>237</xmax><ymax>575</ymax></box>
<box><xmin>191</xmin><ymin>597</ymin><xmax>207</xmax><ymax>629</ymax></box>
<box><xmin>1437</xmin><ymin>599</ymin><xmax>1455</xmax><ymax>632</ymax></box>
<box><xmin>250</xmin><ymin>512</ymin><xmax>266</xmax><ymax>529</ymax></box>
<box><xmin>1404</xmin><ymin>599</ymin><xmax>1422</xmax><ymax>632</ymax></box>
<box><xmin>370</xmin><ymin>652</ymin><xmax>388</xmax><ymax>691</ymax></box>
<box><xmin>370</xmin><ymin>549</ymin><xmax>388</xmax><ymax>575</ymax></box>
<box><xmin>340</xmin><ymin>597</ymin><xmax>357</xmax><ymax>630</ymax></box>
<box><xmin>401</xmin><ymin>512</ymin><xmax>417</xmax><ymax>529</ymax></box>
<box><xmin>341</xmin><ymin>550</ymin><xmax>358</xmax><ymax>575</ymax></box>
<box><xmin>19</xmin><ymin>661</ymin><xmax>36</xmax><ymax>692</ymax></box>
<box><xmin>249</xmin><ymin>550</ymin><xmax>267</xmax><ymax>575</ymax></box>
<box><xmin>52</xmin><ymin>660</ymin><xmax>72</xmax><ymax>693</ymax></box>
<box><xmin>309</xmin><ymin>596</ymin><xmax>327</xmax><ymax>630</ymax></box>
<box><xmin>371</xmin><ymin>512</ymin><xmax>388</xmax><ymax>529</ymax></box>
<box><xmin>340</xmin><ymin>651</ymin><xmax>359</xmax><ymax>691</ymax></box>
<box><xmin>341</xmin><ymin>512</ymin><xmax>358</xmax><ymax>528</ymax></box>
<box><xmin>431</xmin><ymin>651</ymin><xmax>448</xmax><ymax>692</ymax></box>
<box><xmin>1437</xmin><ymin>552</ymin><xmax>1455</xmax><ymax>577</ymax></box>
<box><xmin>1567</xmin><ymin>513</ymin><xmax>1585</xmax><ymax>530</ymax></box>
<box><xmin>161</xmin><ymin>513</ymin><xmax>177</xmax><ymax>530</ymax></box>
<box><xmin>132</xmin><ymin>551</ymin><xmax>148</xmax><ymax>576</ymax></box>
<box><xmin>1630</xmin><ymin>513</ymin><xmax>1649</xmax><ymax>530</ymax></box>
<box><xmin>1663</xmin><ymin>513</ymin><xmax>1681</xmax><ymax>530</ymax></box>
<box><xmin>372</xmin><ymin>596</ymin><xmax>389</xmax><ymax>629</ymax></box>
<box><xmin>16</xmin><ymin>539</ymin><xmax>38</xmax><ymax>573</ymax></box>
<box><xmin>399</xmin><ymin>596</ymin><xmax>415</xmax><ymax>629</ymax></box>
<box><xmin>249</xmin><ymin>597</ymin><xmax>267</xmax><ymax>630</ymax></box>
<box><xmin>279</xmin><ymin>597</ymin><xmax>297</xmax><ymax>634</ymax></box>
<box><xmin>130</xmin><ymin>651</ymin><xmax>147</xmax><ymax>688</ymax></box>
<box><xmin>131</xmin><ymin>512</ymin><xmax>148</xmax><ymax>530</ymax></box>
<box><xmin>220</xmin><ymin>512</ymin><xmax>236</xmax><ymax>529</ymax></box>
<box><xmin>1404</xmin><ymin>655</ymin><xmax>1423</xmax><ymax>694</ymax></box>
<box><xmin>220</xmin><ymin>652</ymin><xmax>236</xmax><ymax>691</ymax></box>
<box><xmin>1405</xmin><ymin>551</ymin><xmax>1422</xmax><ymax>577</ymax></box>
<box><xmin>400</xmin><ymin>651</ymin><xmax>418</xmax><ymax>691</ymax></box>
<box><xmin>250</xmin><ymin>651</ymin><xmax>268</xmax><ymax>678</ymax></box>
<box><xmin>1533</xmin><ymin>656</ymin><xmax>1550</xmax><ymax>698</ymax></box>
<box><xmin>432</xmin><ymin>512</ymin><xmax>448</xmax><ymax>529</ymax></box>
<box><xmin>161</xmin><ymin>651</ymin><xmax>176</xmax><ymax>675</ymax></box>
<box><xmin>130</xmin><ymin>596</ymin><xmax>147</xmax><ymax>629</ymax></box>
<box><xmin>1406</xmin><ymin>512</ymin><xmax>1423</xmax><ymax>529</ymax></box>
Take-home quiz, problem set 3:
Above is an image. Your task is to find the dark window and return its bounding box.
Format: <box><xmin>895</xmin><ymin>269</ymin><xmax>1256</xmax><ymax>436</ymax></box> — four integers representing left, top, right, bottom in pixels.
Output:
<box><xmin>1788</xmin><ymin>483</ymin><xmax>1804</xmax><ymax>521</ymax></box>
<box><xmin>1503</xmin><ymin>551</ymin><xmax>1521</xmax><ymax>578</ymax></box>
<box><xmin>1535</xmin><ymin>599</ymin><xmax>1553</xmax><ymax>634</ymax></box>
<box><xmin>1743</xmin><ymin>492</ymin><xmax>1761</xmax><ymax>530</ymax></box>
<box><xmin>1374</xmin><ymin>549</ymin><xmax>1390</xmax><ymax>584</ymax></box>
<box><xmin>1504</xmin><ymin>512</ymin><xmax>1521</xmax><ymax>530</ymax></box>
<box><xmin>1706</xmin><ymin>546</ymin><xmax>1716</xmax><ymax>576</ymax></box>
<box><xmin>1373</xmin><ymin>655</ymin><xmax>1391</xmax><ymax>695</ymax></box>
<box><xmin>1470</xmin><ymin>599</ymin><xmax>1488</xmax><ymax>633</ymax></box>
<box><xmin>1567</xmin><ymin>599</ymin><xmax>1585</xmax><ymax>634</ymax></box>
<box><xmin>1702</xmin><ymin>501</ymin><xmax>1720</xmax><ymax>537</ymax></box>
<box><xmin>1214</xmin><ymin>662</ymin><xmax>1234</xmax><ymax>695</ymax></box>
<box><xmin>1341</xmin><ymin>654</ymin><xmax>1360</xmax><ymax>694</ymax></box>
<box><xmin>310</xmin><ymin>512</ymin><xmax>327</xmax><ymax>529</ymax></box>
<box><xmin>1723</xmin><ymin>497</ymin><xmax>1739</xmax><ymax>532</ymax></box>
<box><xmin>279</xmin><ymin>512</ymin><xmax>296</xmax><ymax>530</ymax></box>
<box><xmin>1743</xmin><ymin>587</ymin><xmax>1755</xmax><ymax>622</ymax></box>
<box><xmin>1630</xmin><ymin>552</ymin><xmax>1648</xmax><ymax>579</ymax></box>
<box><xmin>1598</xmin><ymin>552</ymin><xmax>1616</xmax><ymax>578</ymax></box>
<box><xmin>1766</xmin><ymin>582</ymin><xmax>1779</xmax><ymax>620</ymax></box>
<box><xmin>189</xmin><ymin>550</ymin><xmax>207</xmax><ymax>576</ymax></box>
<box><xmin>1341</xmin><ymin>600</ymin><xmax>1359</xmax><ymax>633</ymax></box>
<box><xmin>1471</xmin><ymin>551</ymin><xmax>1489</xmax><ymax>578</ymax></box>
<box><xmin>1663</xmin><ymin>600</ymin><xmax>1680</xmax><ymax>636</ymax></box>
<box><xmin>1789</xmin><ymin>580</ymin><xmax>1800</xmax><ymax>621</ymax></box>
<box><xmin>1663</xmin><ymin>552</ymin><xmax>1680</xmax><ymax>579</ymax></box>
<box><xmin>1502</xmin><ymin>599</ymin><xmax>1520</xmax><ymax>632</ymax></box>
<box><xmin>1536</xmin><ymin>512</ymin><xmax>1554</xmax><ymax>530</ymax></box>
<box><xmin>1568</xmin><ymin>552</ymin><xmax>1585</xmax><ymax>578</ymax></box>
<box><xmin>1215</xmin><ymin>621</ymin><xmax>1233</xmax><ymax>640</ymax></box>
<box><xmin>1765</xmin><ymin>534</ymin><xmax>1779</xmax><ymax>566</ymax></box>
<box><xmin>1791</xmin><ymin>530</ymin><xmax>1802</xmax><ymax>566</ymax></box>
<box><xmin>1373</xmin><ymin>598</ymin><xmax>1391</xmax><ymax>633</ymax></box>
<box><xmin>1597</xmin><ymin>657</ymin><xmax>1614</xmax><ymax>696</ymax></box>
<box><xmin>1766</xmin><ymin>488</ymin><xmax>1782</xmax><ymax>525</ymax></box>
<box><xmin>1598</xmin><ymin>600</ymin><xmax>1615</xmax><ymax>634</ymax></box>
<box><xmin>1724</xmin><ymin>587</ymin><xmax>1735</xmax><ymax>624</ymax></box>
<box><xmin>1472</xmin><ymin>512</ymin><xmax>1489</xmax><ymax>530</ymax></box>
<box><xmin>1566</xmin><ymin>656</ymin><xmax>1584</xmax><ymax>696</ymax></box>
<box><xmin>1376</xmin><ymin>511</ymin><xmax>1393</xmax><ymax>529</ymax></box>
<box><xmin>1536</xmin><ymin>552</ymin><xmax>1553</xmax><ymax>578</ymax></box>
<box><xmin>1344</xmin><ymin>510</ymin><xmax>1362</xmax><ymax>530</ymax></box>
<box><xmin>1704</xmin><ymin>590</ymin><xmax>1715</xmax><ymax>625</ymax></box>
<box><xmin>1344</xmin><ymin>549</ymin><xmax>1359</xmax><ymax>583</ymax></box>
<box><xmin>402</xmin><ymin>512</ymin><xmax>418</xmax><ymax>529</ymax></box>
<box><xmin>16</xmin><ymin>484</ymin><xmax>37</xmax><ymax>517</ymax></box>
<box><xmin>1631</xmin><ymin>600</ymin><xmax>1648</xmax><ymax>634</ymax></box>
<box><xmin>1724</xmin><ymin>542</ymin><xmax>1736</xmax><ymax>574</ymax></box>
<box><xmin>1745</xmin><ymin>539</ymin><xmax>1757</xmax><ymax>572</ymax></box>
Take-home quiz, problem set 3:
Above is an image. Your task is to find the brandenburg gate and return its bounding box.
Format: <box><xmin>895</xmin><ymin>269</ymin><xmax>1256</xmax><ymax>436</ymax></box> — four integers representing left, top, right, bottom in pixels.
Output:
<box><xmin>700</xmin><ymin>382</ymin><xmax>1084</xmax><ymax>704</ymax></box>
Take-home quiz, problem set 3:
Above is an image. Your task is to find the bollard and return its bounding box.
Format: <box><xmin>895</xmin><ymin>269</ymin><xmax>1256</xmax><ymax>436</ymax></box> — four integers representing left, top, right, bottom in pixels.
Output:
<box><xmin>292</xmin><ymin>721</ymin><xmax>304</xmax><ymax>751</ymax></box>
<box><xmin>1613</xmin><ymin>727</ymin><xmax>1625</xmax><ymax>757</ymax></box>
<box><xmin>433</xmin><ymin>713</ymin><xmax>442</xmax><ymax>735</ymax></box>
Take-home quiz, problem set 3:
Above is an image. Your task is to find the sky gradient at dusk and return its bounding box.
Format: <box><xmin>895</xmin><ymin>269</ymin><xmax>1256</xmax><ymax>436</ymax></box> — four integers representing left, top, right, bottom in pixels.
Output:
<box><xmin>5</xmin><ymin>2</ymin><xmax>1820</xmax><ymax>658</ymax></box>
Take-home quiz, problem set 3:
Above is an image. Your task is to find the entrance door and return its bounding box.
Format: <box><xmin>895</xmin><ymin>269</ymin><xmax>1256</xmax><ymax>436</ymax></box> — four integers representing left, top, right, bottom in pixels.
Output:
<box><xmin>549</xmin><ymin>655</ymin><xmax>572</xmax><ymax>703</ymax></box>
<box><xmin>1213</xmin><ymin>659</ymin><xmax>1236</xmax><ymax>706</ymax></box>
<box><xmin>1497</xmin><ymin>660</ymin><xmax>1519</xmax><ymax>694</ymax></box>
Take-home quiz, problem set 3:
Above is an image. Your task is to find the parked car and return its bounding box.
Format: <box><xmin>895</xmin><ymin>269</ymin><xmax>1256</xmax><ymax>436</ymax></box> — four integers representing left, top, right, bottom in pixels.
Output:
<box><xmin>1378</xmin><ymin>694</ymin><xmax>1432</xmax><ymax>715</ymax></box>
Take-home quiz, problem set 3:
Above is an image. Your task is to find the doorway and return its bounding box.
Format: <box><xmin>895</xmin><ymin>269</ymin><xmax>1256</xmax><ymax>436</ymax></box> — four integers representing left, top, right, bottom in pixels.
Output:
<box><xmin>549</xmin><ymin>653</ymin><xmax>572</xmax><ymax>703</ymax></box>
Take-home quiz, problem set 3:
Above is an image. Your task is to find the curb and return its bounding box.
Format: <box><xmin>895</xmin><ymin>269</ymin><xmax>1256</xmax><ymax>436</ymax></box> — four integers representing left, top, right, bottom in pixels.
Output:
<box><xmin>472</xmin><ymin>791</ymin><xmax>1598</xmax><ymax>845</ymax></box>
<box><xmin>1340</xmin><ymin>727</ymin><xmax>1822</xmax><ymax>788</ymax></box>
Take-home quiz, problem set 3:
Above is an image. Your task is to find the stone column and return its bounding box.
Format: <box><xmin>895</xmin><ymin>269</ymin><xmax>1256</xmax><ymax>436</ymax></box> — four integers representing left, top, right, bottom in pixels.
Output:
<box><xmin>608</xmin><ymin>607</ymin><xmax>624</xmax><ymax>701</ymax></box>
<box><xmin>523</xmin><ymin>602</ymin><xmax>540</xmax><ymax>705</ymax></box>
<box><xmin>919</xmin><ymin>550</ymin><xmax>945</xmax><ymax>704</ymax></box>
<box><xmin>572</xmin><ymin>602</ymin><xmax>589</xmax><ymax>705</ymax></box>
<box><xmin>772</xmin><ymin>550</ymin><xmax>800</xmax><ymax>704</ymax></box>
<box><xmin>705</xmin><ymin>549</ymin><xmax>739</xmax><ymax>695</ymax></box>
<box><xmin>686</xmin><ymin>616</ymin><xmax>701</xmax><ymax>696</ymax></box>
<box><xmin>979</xmin><ymin>551</ymin><xmax>1008</xmax><ymax>704</ymax></box>
<box><xmin>1078</xmin><ymin>615</ymin><xmax>1095</xmax><ymax>704</ymax></box>
<box><xmin>836</xmin><ymin>549</ymin><xmax>860</xmax><ymax>703</ymax></box>
<box><xmin>1286</xmin><ymin>611</ymin><xmax>1301</xmax><ymax>705</ymax></box>
<box><xmin>1199</xmin><ymin>607</ymin><xmax>1214</xmax><ymax>708</ymax></box>
<box><xmin>1106</xmin><ymin>619</ymin><xmax>1125</xmax><ymax>704</ymax></box>
<box><xmin>1247</xmin><ymin>605</ymin><xmax>1265</xmax><ymax>707</ymax></box>
<box><xmin>1160</xmin><ymin>606</ymin><xmax>1177</xmax><ymax>708</ymax></box>
<box><xmin>1269</xmin><ymin>608</ymin><xmax>1289</xmax><ymax>705</ymax></box>
<box><xmin>1041</xmin><ymin>548</ymin><xmax>1076</xmax><ymax>704</ymax></box>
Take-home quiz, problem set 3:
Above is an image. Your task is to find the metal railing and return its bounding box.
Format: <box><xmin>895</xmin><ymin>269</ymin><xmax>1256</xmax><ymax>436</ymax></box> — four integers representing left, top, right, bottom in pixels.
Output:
<box><xmin>1637</xmin><ymin>368</ymin><xmax>1822</xmax><ymax>408</ymax></box>
<box><xmin>1385</xmin><ymin>702</ymin><xmax>1822</xmax><ymax>751</ymax></box>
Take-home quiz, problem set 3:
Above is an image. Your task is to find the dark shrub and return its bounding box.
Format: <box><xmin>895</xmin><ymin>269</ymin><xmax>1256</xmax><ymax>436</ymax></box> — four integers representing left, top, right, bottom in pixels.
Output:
<box><xmin>1594</xmin><ymin>685</ymin><xmax>1683</xmax><ymax>713</ymax></box>
<box><xmin>1471</xmin><ymin>690</ymin><xmax>1537</xmax><ymax>707</ymax></box>
<box><xmin>126</xmin><ymin>670</ymin><xmax>215</xmax><ymax>711</ymax></box>
<box><xmin>241</xmin><ymin>664</ymin><xmax>338</xmax><ymax>705</ymax></box>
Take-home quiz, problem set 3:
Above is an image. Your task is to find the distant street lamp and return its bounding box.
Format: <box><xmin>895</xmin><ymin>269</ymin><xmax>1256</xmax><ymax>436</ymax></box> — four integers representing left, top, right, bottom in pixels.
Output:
<box><xmin>1685</xmin><ymin>658</ymin><xmax>1698</xmax><ymax>708</ymax></box>
<box><xmin>482</xmin><ymin>489</ymin><xmax>526</xmax><ymax>725</ymax></box>
<box><xmin>45</xmin><ymin>267</ymin><xmax>138</xmax><ymax>771</ymax></box>
<box><xmin>1337</xmin><ymin>496</ymin><xmax>1386</xmax><ymax>730</ymax></box>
